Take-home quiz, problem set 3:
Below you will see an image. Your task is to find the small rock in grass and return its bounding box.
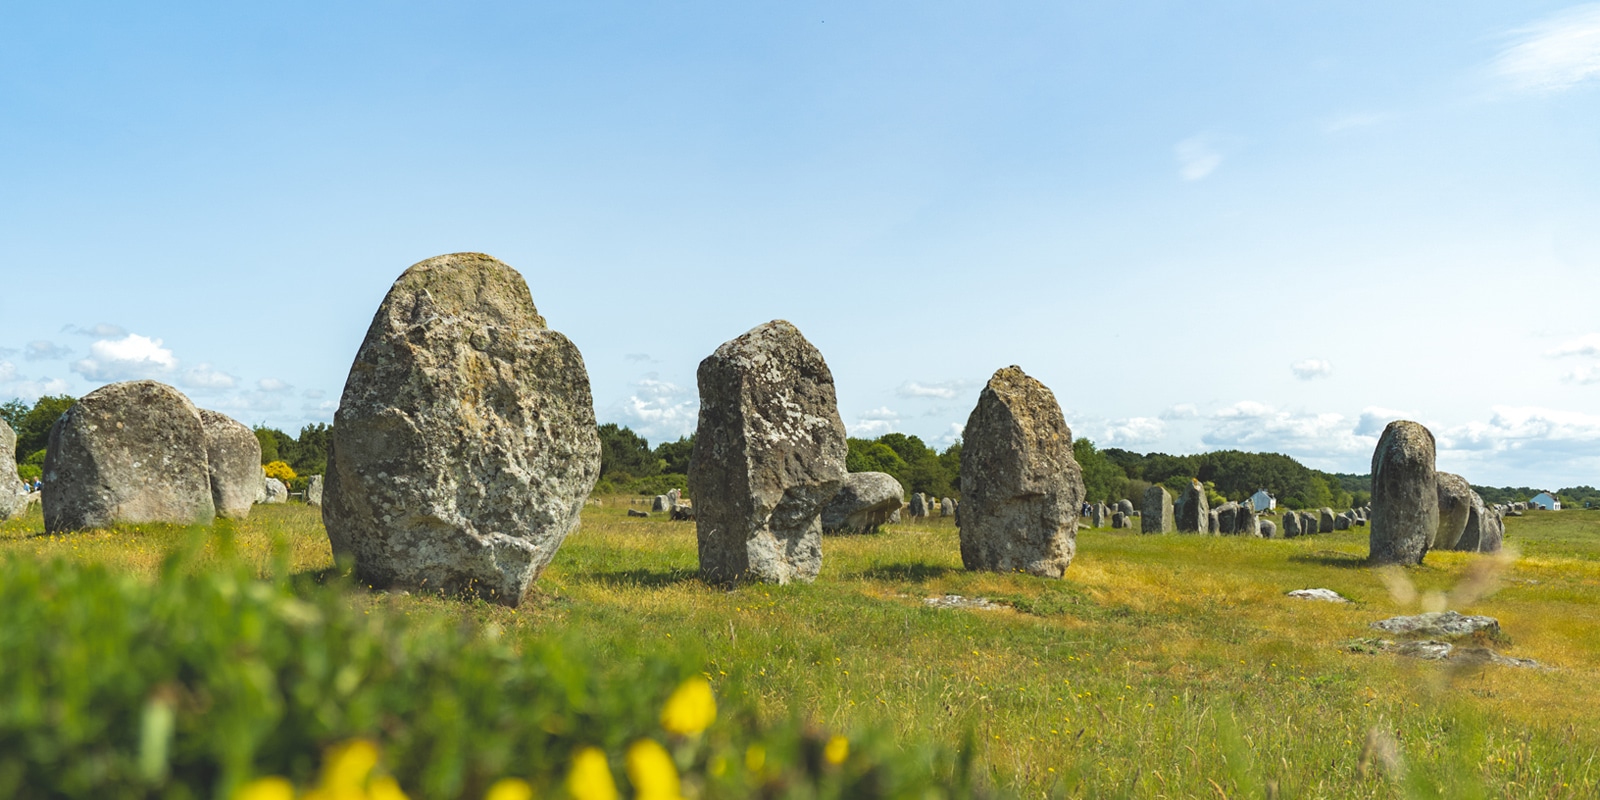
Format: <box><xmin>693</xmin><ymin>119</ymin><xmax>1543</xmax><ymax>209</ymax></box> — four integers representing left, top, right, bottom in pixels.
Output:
<box><xmin>1288</xmin><ymin>588</ymin><xmax>1349</xmax><ymax>602</ymax></box>
<box><xmin>923</xmin><ymin>594</ymin><xmax>1001</xmax><ymax>610</ymax></box>
<box><xmin>1370</xmin><ymin>610</ymin><xmax>1499</xmax><ymax>639</ymax></box>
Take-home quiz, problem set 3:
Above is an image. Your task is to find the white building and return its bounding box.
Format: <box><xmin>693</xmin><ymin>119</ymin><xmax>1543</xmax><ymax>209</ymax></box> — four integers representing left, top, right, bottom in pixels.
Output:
<box><xmin>1530</xmin><ymin>492</ymin><xmax>1561</xmax><ymax>511</ymax></box>
<box><xmin>1249</xmin><ymin>489</ymin><xmax>1276</xmax><ymax>512</ymax></box>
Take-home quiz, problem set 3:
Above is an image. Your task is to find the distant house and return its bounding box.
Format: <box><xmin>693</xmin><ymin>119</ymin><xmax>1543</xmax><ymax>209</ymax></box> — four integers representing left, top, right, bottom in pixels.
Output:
<box><xmin>1530</xmin><ymin>492</ymin><xmax>1561</xmax><ymax>511</ymax></box>
<box><xmin>1250</xmin><ymin>489</ymin><xmax>1276</xmax><ymax>512</ymax></box>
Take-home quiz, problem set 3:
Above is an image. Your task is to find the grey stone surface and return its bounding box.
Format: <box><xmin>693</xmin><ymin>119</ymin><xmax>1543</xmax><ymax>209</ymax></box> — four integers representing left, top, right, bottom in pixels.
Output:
<box><xmin>957</xmin><ymin>366</ymin><xmax>1084</xmax><ymax>578</ymax></box>
<box><xmin>199</xmin><ymin>409</ymin><xmax>259</xmax><ymax>520</ymax></box>
<box><xmin>1302</xmin><ymin>511</ymin><xmax>1320</xmax><ymax>535</ymax></box>
<box><xmin>628</xmin><ymin>508</ymin><xmax>649</xmax><ymax>518</ymax></box>
<box><xmin>1434</xmin><ymin>472</ymin><xmax>1472</xmax><ymax>550</ymax></box>
<box><xmin>1117</xmin><ymin>498</ymin><xmax>1135</xmax><ymax>517</ymax></box>
<box><xmin>1457</xmin><ymin>492</ymin><xmax>1504</xmax><ymax>553</ymax></box>
<box><xmin>1369</xmin><ymin>420</ymin><xmax>1439</xmax><ymax>565</ymax></box>
<box><xmin>821</xmin><ymin>471</ymin><xmax>905</xmax><ymax>533</ymax></box>
<box><xmin>0</xmin><ymin>419</ymin><xmax>24</xmax><ymax>522</ymax></box>
<box><xmin>1260</xmin><ymin>519</ymin><xmax>1277</xmax><ymax>538</ymax></box>
<box><xmin>1176</xmin><ymin>479</ymin><xmax>1209</xmax><ymax>534</ymax></box>
<box><xmin>1207</xmin><ymin>509</ymin><xmax>1219</xmax><ymax>534</ymax></box>
<box><xmin>909</xmin><ymin>493</ymin><xmax>928</xmax><ymax>518</ymax></box>
<box><xmin>652</xmin><ymin>494</ymin><xmax>672</xmax><ymax>512</ymax></box>
<box><xmin>1112</xmin><ymin>510</ymin><xmax>1128</xmax><ymax>529</ymax></box>
<box><xmin>323</xmin><ymin>253</ymin><xmax>602</xmax><ymax>606</ymax></box>
<box><xmin>1214</xmin><ymin>501</ymin><xmax>1240</xmax><ymax>534</ymax></box>
<box><xmin>306</xmin><ymin>475</ymin><xmax>324</xmax><ymax>507</ymax></box>
<box><xmin>1370</xmin><ymin>611</ymin><xmax>1500</xmax><ymax>639</ymax></box>
<box><xmin>1140</xmin><ymin>485</ymin><xmax>1174</xmax><ymax>534</ymax></box>
<box><xmin>1235</xmin><ymin>503</ymin><xmax>1260</xmax><ymax>537</ymax></box>
<box><xmin>42</xmin><ymin>381</ymin><xmax>215</xmax><ymax>532</ymax></box>
<box><xmin>690</xmin><ymin>320</ymin><xmax>847</xmax><ymax>585</ymax></box>
<box><xmin>1288</xmin><ymin>588</ymin><xmax>1348</xmax><ymax>602</ymax></box>
<box><xmin>1318</xmin><ymin>508</ymin><xmax>1336</xmax><ymax>533</ymax></box>
<box><xmin>1282</xmin><ymin>511</ymin><xmax>1302</xmax><ymax>538</ymax></box>
<box><xmin>1090</xmin><ymin>502</ymin><xmax>1107</xmax><ymax>528</ymax></box>
<box><xmin>940</xmin><ymin>497</ymin><xmax>955</xmax><ymax>517</ymax></box>
<box><xmin>1334</xmin><ymin>513</ymin><xmax>1351</xmax><ymax>531</ymax></box>
<box><xmin>262</xmin><ymin>477</ymin><xmax>289</xmax><ymax>504</ymax></box>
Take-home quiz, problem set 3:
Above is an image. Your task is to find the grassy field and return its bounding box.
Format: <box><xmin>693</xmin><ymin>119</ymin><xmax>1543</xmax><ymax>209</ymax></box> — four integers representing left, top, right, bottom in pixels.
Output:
<box><xmin>3</xmin><ymin>499</ymin><xmax>1599</xmax><ymax>798</ymax></box>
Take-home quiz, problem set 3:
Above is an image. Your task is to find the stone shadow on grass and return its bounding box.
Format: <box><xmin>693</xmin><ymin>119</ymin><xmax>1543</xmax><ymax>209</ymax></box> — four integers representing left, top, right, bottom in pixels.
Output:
<box><xmin>1288</xmin><ymin>550</ymin><xmax>1371</xmax><ymax>569</ymax></box>
<box><xmin>854</xmin><ymin>562</ymin><xmax>962</xmax><ymax>583</ymax></box>
<box><xmin>587</xmin><ymin>567</ymin><xmax>702</xmax><ymax>588</ymax></box>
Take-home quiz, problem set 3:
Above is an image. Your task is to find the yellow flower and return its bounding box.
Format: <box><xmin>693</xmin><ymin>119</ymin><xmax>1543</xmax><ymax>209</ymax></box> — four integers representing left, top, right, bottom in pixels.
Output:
<box><xmin>367</xmin><ymin>775</ymin><xmax>409</xmax><ymax>800</ymax></box>
<box><xmin>660</xmin><ymin>678</ymin><xmax>716</xmax><ymax>736</ymax></box>
<box><xmin>566</xmin><ymin>747</ymin><xmax>618</xmax><ymax>800</ymax></box>
<box><xmin>235</xmin><ymin>777</ymin><xmax>295</xmax><ymax>800</ymax></box>
<box><xmin>625</xmin><ymin>739</ymin><xmax>681</xmax><ymax>800</ymax></box>
<box><xmin>485</xmin><ymin>778</ymin><xmax>534</xmax><ymax>800</ymax></box>
<box><xmin>744</xmin><ymin>744</ymin><xmax>766</xmax><ymax>773</ymax></box>
<box><xmin>823</xmin><ymin>735</ymin><xmax>849</xmax><ymax>766</ymax></box>
<box><xmin>323</xmin><ymin>740</ymin><xmax>380</xmax><ymax>790</ymax></box>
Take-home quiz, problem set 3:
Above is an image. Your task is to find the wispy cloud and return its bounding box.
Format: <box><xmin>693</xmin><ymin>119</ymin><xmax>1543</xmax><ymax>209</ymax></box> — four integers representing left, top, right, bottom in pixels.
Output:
<box><xmin>1100</xmin><ymin>416</ymin><xmax>1166</xmax><ymax>446</ymax></box>
<box><xmin>624</xmin><ymin>353</ymin><xmax>654</xmax><ymax>363</ymax></box>
<box><xmin>1202</xmin><ymin>401</ymin><xmax>1365</xmax><ymax>455</ymax></box>
<box><xmin>1160</xmin><ymin>403</ymin><xmax>1200</xmax><ymax>420</ymax></box>
<box><xmin>1291</xmin><ymin>359</ymin><xmax>1334</xmax><ymax>380</ymax></box>
<box><xmin>849</xmin><ymin>406</ymin><xmax>900</xmax><ymax>438</ymax></box>
<box><xmin>611</xmin><ymin>376</ymin><xmax>699</xmax><ymax>444</ymax></box>
<box><xmin>896</xmin><ymin>379</ymin><xmax>973</xmax><ymax>400</ymax></box>
<box><xmin>1493</xmin><ymin>4</ymin><xmax>1600</xmax><ymax>93</ymax></box>
<box><xmin>24</xmin><ymin>340</ymin><xmax>72</xmax><ymax>361</ymax></box>
<box><xmin>61</xmin><ymin>322</ymin><xmax>127</xmax><ymax>339</ymax></box>
<box><xmin>180</xmin><ymin>363</ymin><xmax>237</xmax><ymax>390</ymax></box>
<box><xmin>1562</xmin><ymin>365</ymin><xmax>1600</xmax><ymax>385</ymax></box>
<box><xmin>1175</xmin><ymin>135</ymin><xmax>1222</xmax><ymax>181</ymax></box>
<box><xmin>1546</xmin><ymin>332</ymin><xmax>1600</xmax><ymax>358</ymax></box>
<box><xmin>257</xmin><ymin>378</ymin><xmax>293</xmax><ymax>393</ymax></box>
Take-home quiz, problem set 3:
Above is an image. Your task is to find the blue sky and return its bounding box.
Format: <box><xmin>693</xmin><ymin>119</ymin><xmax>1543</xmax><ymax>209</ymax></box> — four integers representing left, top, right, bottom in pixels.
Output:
<box><xmin>3</xmin><ymin>2</ymin><xmax>1598</xmax><ymax>488</ymax></box>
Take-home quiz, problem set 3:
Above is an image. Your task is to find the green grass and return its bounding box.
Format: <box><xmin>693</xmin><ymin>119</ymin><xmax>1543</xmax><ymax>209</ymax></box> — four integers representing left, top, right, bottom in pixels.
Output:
<box><xmin>4</xmin><ymin>501</ymin><xmax>1600</xmax><ymax>798</ymax></box>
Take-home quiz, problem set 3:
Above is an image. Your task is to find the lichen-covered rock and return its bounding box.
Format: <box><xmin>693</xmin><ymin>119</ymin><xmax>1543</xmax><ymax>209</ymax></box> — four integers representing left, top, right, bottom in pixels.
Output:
<box><xmin>1112</xmin><ymin>510</ymin><xmax>1129</xmax><ymax>529</ymax></box>
<box><xmin>1214</xmin><ymin>502</ymin><xmax>1240</xmax><ymax>534</ymax></box>
<box><xmin>1369</xmin><ymin>420</ymin><xmax>1439</xmax><ymax>565</ymax></box>
<box><xmin>0</xmin><ymin>419</ymin><xmax>25</xmax><ymax>522</ymax></box>
<box><xmin>199</xmin><ymin>409</ymin><xmax>259</xmax><ymax>520</ymax></box>
<box><xmin>1176</xmin><ymin>479</ymin><xmax>1208</xmax><ymax>534</ymax></box>
<box><xmin>1371</xmin><ymin>611</ymin><xmax>1499</xmax><ymax>639</ymax></box>
<box><xmin>1334</xmin><ymin>513</ymin><xmax>1351</xmax><ymax>531</ymax></box>
<box><xmin>323</xmin><ymin>253</ymin><xmax>601</xmax><ymax>606</ymax></box>
<box><xmin>306</xmin><ymin>475</ymin><xmax>324</xmax><ymax>507</ymax></box>
<box><xmin>1117</xmin><ymin>498</ymin><xmax>1134</xmax><ymax>517</ymax></box>
<box><xmin>909</xmin><ymin>493</ymin><xmax>928</xmax><ymax>518</ymax></box>
<box><xmin>1302</xmin><ymin>511</ymin><xmax>1320</xmax><ymax>535</ymax></box>
<box><xmin>42</xmin><ymin>381</ymin><xmax>215</xmax><ymax>532</ymax></box>
<box><xmin>957</xmin><ymin>366</ymin><xmax>1085</xmax><ymax>578</ymax></box>
<box><xmin>940</xmin><ymin>497</ymin><xmax>955</xmax><ymax>517</ymax></box>
<box><xmin>1456</xmin><ymin>491</ymin><xmax>1504</xmax><ymax>553</ymax></box>
<box><xmin>1235</xmin><ymin>503</ymin><xmax>1260</xmax><ymax>537</ymax></box>
<box><xmin>1282</xmin><ymin>512</ymin><xmax>1302</xmax><ymax>538</ymax></box>
<box><xmin>1434</xmin><ymin>472</ymin><xmax>1472</xmax><ymax>550</ymax></box>
<box><xmin>690</xmin><ymin>320</ymin><xmax>847</xmax><ymax>585</ymax></box>
<box><xmin>821</xmin><ymin>472</ymin><xmax>905</xmax><ymax>533</ymax></box>
<box><xmin>1141</xmin><ymin>485</ymin><xmax>1174</xmax><ymax>534</ymax></box>
<box><xmin>1318</xmin><ymin>507</ymin><xmax>1336</xmax><ymax>533</ymax></box>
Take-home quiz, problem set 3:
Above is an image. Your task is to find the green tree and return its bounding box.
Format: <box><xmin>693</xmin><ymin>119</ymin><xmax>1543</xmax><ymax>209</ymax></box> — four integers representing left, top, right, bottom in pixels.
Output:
<box><xmin>0</xmin><ymin>399</ymin><xmax>28</xmax><ymax>435</ymax></box>
<box><xmin>597</xmin><ymin>423</ymin><xmax>659</xmax><ymax>480</ymax></box>
<box><xmin>1073</xmin><ymin>438</ymin><xmax>1128</xmax><ymax>504</ymax></box>
<box><xmin>254</xmin><ymin>427</ymin><xmax>281</xmax><ymax>464</ymax></box>
<box><xmin>13</xmin><ymin>395</ymin><xmax>76</xmax><ymax>463</ymax></box>
<box><xmin>293</xmin><ymin>423</ymin><xmax>332</xmax><ymax>476</ymax></box>
<box><xmin>652</xmin><ymin>435</ymin><xmax>695</xmax><ymax>475</ymax></box>
<box><xmin>846</xmin><ymin>439</ymin><xmax>908</xmax><ymax>477</ymax></box>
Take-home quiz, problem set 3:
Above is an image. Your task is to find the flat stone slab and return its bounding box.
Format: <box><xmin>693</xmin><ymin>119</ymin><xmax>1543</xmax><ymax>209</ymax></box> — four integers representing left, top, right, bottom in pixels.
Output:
<box><xmin>1370</xmin><ymin>611</ymin><xmax>1500</xmax><ymax>639</ymax></box>
<box><xmin>1288</xmin><ymin>588</ymin><xmax>1350</xmax><ymax>603</ymax></box>
<box><xmin>1349</xmin><ymin>638</ymin><xmax>1544</xmax><ymax>669</ymax></box>
<box><xmin>923</xmin><ymin>594</ymin><xmax>1002</xmax><ymax>611</ymax></box>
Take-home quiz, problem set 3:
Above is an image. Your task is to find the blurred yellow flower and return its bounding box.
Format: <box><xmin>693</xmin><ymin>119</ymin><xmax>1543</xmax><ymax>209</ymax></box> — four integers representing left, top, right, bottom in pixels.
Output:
<box><xmin>485</xmin><ymin>778</ymin><xmax>534</xmax><ymax>800</ymax></box>
<box><xmin>823</xmin><ymin>735</ymin><xmax>849</xmax><ymax>766</ymax></box>
<box><xmin>566</xmin><ymin>747</ymin><xmax>618</xmax><ymax>800</ymax></box>
<box><xmin>625</xmin><ymin>739</ymin><xmax>681</xmax><ymax>800</ymax></box>
<box><xmin>323</xmin><ymin>739</ymin><xmax>380</xmax><ymax>790</ymax></box>
<box><xmin>235</xmin><ymin>776</ymin><xmax>295</xmax><ymax>800</ymax></box>
<box><xmin>366</xmin><ymin>775</ymin><xmax>409</xmax><ymax>800</ymax></box>
<box><xmin>660</xmin><ymin>677</ymin><xmax>716</xmax><ymax>736</ymax></box>
<box><xmin>744</xmin><ymin>743</ymin><xmax>766</xmax><ymax>773</ymax></box>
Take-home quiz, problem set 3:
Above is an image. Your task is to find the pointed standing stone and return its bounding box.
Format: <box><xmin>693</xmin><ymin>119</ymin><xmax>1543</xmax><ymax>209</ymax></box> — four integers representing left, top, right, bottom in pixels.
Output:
<box><xmin>1176</xmin><ymin>479</ymin><xmax>1209</xmax><ymax>533</ymax></box>
<box><xmin>1434</xmin><ymin>472</ymin><xmax>1472</xmax><ymax>550</ymax></box>
<box><xmin>1282</xmin><ymin>511</ymin><xmax>1302</xmax><ymax>538</ymax></box>
<box><xmin>199</xmin><ymin>409</ymin><xmax>260</xmax><ymax>520</ymax></box>
<box><xmin>323</xmin><ymin>253</ymin><xmax>602</xmax><ymax>606</ymax></box>
<box><xmin>957</xmin><ymin>366</ymin><xmax>1084</xmax><ymax>578</ymax></box>
<box><xmin>689</xmin><ymin>320</ymin><xmax>847</xmax><ymax>585</ymax></box>
<box><xmin>1369</xmin><ymin>420</ymin><xmax>1439</xmax><ymax>565</ymax></box>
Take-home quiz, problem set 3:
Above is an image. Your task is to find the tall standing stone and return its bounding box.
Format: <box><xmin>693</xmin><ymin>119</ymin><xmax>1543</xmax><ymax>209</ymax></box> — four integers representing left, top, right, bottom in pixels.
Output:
<box><xmin>690</xmin><ymin>320</ymin><xmax>847</xmax><ymax>585</ymax></box>
<box><xmin>0</xmin><ymin>419</ymin><xmax>25</xmax><ymax>522</ymax></box>
<box><xmin>1089</xmin><ymin>502</ymin><xmax>1106</xmax><ymax>528</ymax></box>
<box><xmin>1207</xmin><ymin>509</ymin><xmax>1219</xmax><ymax>534</ymax></box>
<box><xmin>1456</xmin><ymin>491</ymin><xmax>1504</xmax><ymax>553</ymax></box>
<box><xmin>957</xmin><ymin>366</ymin><xmax>1085</xmax><ymax>578</ymax></box>
<box><xmin>1301</xmin><ymin>511</ymin><xmax>1320</xmax><ymax>535</ymax></box>
<box><xmin>306</xmin><ymin>474</ymin><xmax>324</xmax><ymax>507</ymax></box>
<box><xmin>1235</xmin><ymin>503</ymin><xmax>1260</xmax><ymax>537</ymax></box>
<box><xmin>1214</xmin><ymin>502</ymin><xmax>1240</xmax><ymax>534</ymax></box>
<box><xmin>1282</xmin><ymin>511</ymin><xmax>1302</xmax><ymax>538</ymax></box>
<box><xmin>940</xmin><ymin>497</ymin><xmax>955</xmax><ymax>517</ymax></box>
<box><xmin>1176</xmin><ymin>479</ymin><xmax>1209</xmax><ymax>534</ymax></box>
<box><xmin>909</xmin><ymin>493</ymin><xmax>928</xmax><ymax>518</ymax></box>
<box><xmin>42</xmin><ymin>381</ymin><xmax>215</xmax><ymax>533</ymax></box>
<box><xmin>199</xmin><ymin>409</ymin><xmax>260</xmax><ymax>520</ymax></box>
<box><xmin>1434</xmin><ymin>472</ymin><xmax>1472</xmax><ymax>550</ymax></box>
<box><xmin>1318</xmin><ymin>508</ymin><xmax>1336</xmax><ymax>534</ymax></box>
<box><xmin>323</xmin><ymin>253</ymin><xmax>601</xmax><ymax>606</ymax></box>
<box><xmin>1369</xmin><ymin>420</ymin><xmax>1439</xmax><ymax>565</ymax></box>
<box><xmin>1141</xmin><ymin>485</ymin><xmax>1174</xmax><ymax>534</ymax></box>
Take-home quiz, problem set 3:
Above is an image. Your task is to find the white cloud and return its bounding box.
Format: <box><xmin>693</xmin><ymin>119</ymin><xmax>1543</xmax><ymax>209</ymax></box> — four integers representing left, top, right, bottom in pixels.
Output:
<box><xmin>1291</xmin><ymin>359</ymin><xmax>1334</xmax><ymax>380</ymax></box>
<box><xmin>1440</xmin><ymin>405</ymin><xmax>1600</xmax><ymax>452</ymax></box>
<box><xmin>1203</xmin><ymin>401</ymin><xmax>1366</xmax><ymax>456</ymax></box>
<box><xmin>849</xmin><ymin>406</ymin><xmax>901</xmax><ymax>438</ymax></box>
<box><xmin>1353</xmin><ymin>406</ymin><xmax>1413</xmax><ymax>437</ymax></box>
<box><xmin>1563</xmin><ymin>365</ymin><xmax>1600</xmax><ymax>385</ymax></box>
<box><xmin>25</xmin><ymin>340</ymin><xmax>72</xmax><ymax>361</ymax></box>
<box><xmin>1494</xmin><ymin>4</ymin><xmax>1600</xmax><ymax>93</ymax></box>
<box><xmin>1160</xmin><ymin>403</ymin><xmax>1200</xmax><ymax>420</ymax></box>
<box><xmin>1546</xmin><ymin>332</ymin><xmax>1600</xmax><ymax>358</ymax></box>
<box><xmin>257</xmin><ymin>378</ymin><xmax>293</xmax><ymax>393</ymax></box>
<box><xmin>0</xmin><ymin>361</ymin><xmax>16</xmax><ymax>382</ymax></box>
<box><xmin>70</xmin><ymin>333</ymin><xmax>177</xmax><ymax>381</ymax></box>
<box><xmin>896</xmin><ymin>380</ymin><xmax>972</xmax><ymax>400</ymax></box>
<box><xmin>624</xmin><ymin>353</ymin><xmax>654</xmax><ymax>363</ymax></box>
<box><xmin>611</xmin><ymin>376</ymin><xmax>699</xmax><ymax>444</ymax></box>
<box><xmin>61</xmin><ymin>323</ymin><xmax>128</xmax><ymax>338</ymax></box>
<box><xmin>181</xmin><ymin>363</ymin><xmax>237</xmax><ymax>390</ymax></box>
<box><xmin>1100</xmin><ymin>416</ymin><xmax>1166</xmax><ymax>446</ymax></box>
<box><xmin>1175</xmin><ymin>136</ymin><xmax>1222</xmax><ymax>181</ymax></box>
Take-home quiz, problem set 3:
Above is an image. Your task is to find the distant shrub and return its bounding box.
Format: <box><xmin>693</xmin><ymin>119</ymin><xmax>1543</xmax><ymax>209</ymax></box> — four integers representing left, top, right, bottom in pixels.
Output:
<box><xmin>629</xmin><ymin>473</ymin><xmax>688</xmax><ymax>497</ymax></box>
<box><xmin>0</xmin><ymin>536</ymin><xmax>980</xmax><ymax>799</ymax></box>
<box><xmin>263</xmin><ymin>460</ymin><xmax>296</xmax><ymax>482</ymax></box>
<box><xmin>17</xmin><ymin>464</ymin><xmax>41</xmax><ymax>482</ymax></box>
